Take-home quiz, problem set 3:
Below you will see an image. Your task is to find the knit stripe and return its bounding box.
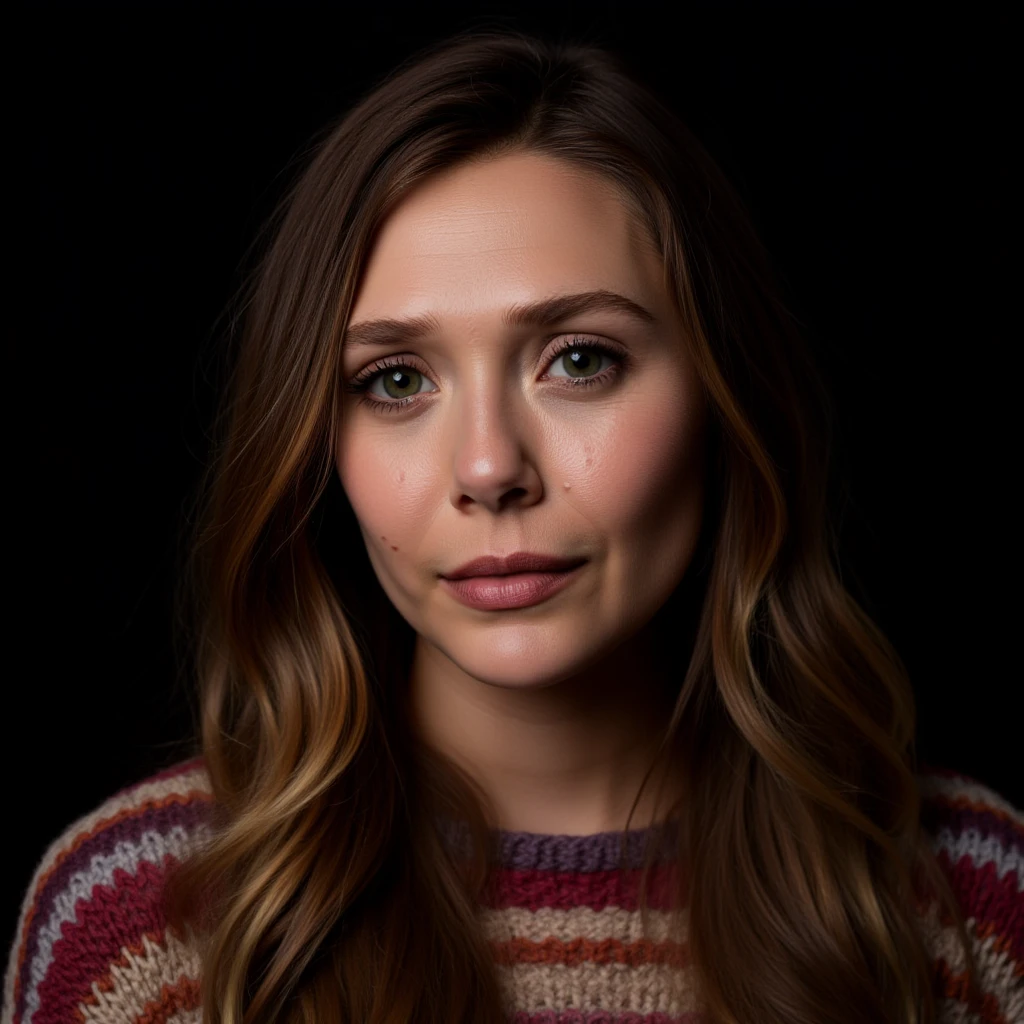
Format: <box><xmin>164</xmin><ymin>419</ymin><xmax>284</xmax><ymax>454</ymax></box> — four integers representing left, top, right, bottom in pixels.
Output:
<box><xmin>142</xmin><ymin>758</ymin><xmax>206</xmax><ymax>787</ymax></box>
<box><xmin>6</xmin><ymin>764</ymin><xmax>212</xmax><ymax>1024</ymax></box>
<box><xmin>494</xmin><ymin>961</ymin><xmax>698</xmax><ymax>1017</ymax></box>
<box><xmin>493</xmin><ymin>824</ymin><xmax>680</xmax><ymax>873</ymax></box>
<box><xmin>124</xmin><ymin>973</ymin><xmax>200</xmax><ymax>1024</ymax></box>
<box><xmin>492</xmin><ymin>934</ymin><xmax>689</xmax><ymax>969</ymax></box>
<box><xmin>152</xmin><ymin>1012</ymin><xmax>201</xmax><ymax>1024</ymax></box>
<box><xmin>20</xmin><ymin>810</ymin><xmax>211</xmax><ymax>1023</ymax></box>
<box><xmin>487</xmin><ymin>862</ymin><xmax>682</xmax><ymax>912</ymax></box>
<box><xmin>931</xmin><ymin>846</ymin><xmax>1024</xmax><ymax>966</ymax></box>
<box><xmin>30</xmin><ymin>789</ymin><xmax>212</xmax><ymax>913</ymax></box>
<box><xmin>480</xmin><ymin>905</ymin><xmax>684</xmax><ymax>946</ymax></box>
<box><xmin>5</xmin><ymin>761</ymin><xmax>1021</xmax><ymax>1024</ymax></box>
<box><xmin>78</xmin><ymin>932</ymin><xmax>200</xmax><ymax>1024</ymax></box>
<box><xmin>32</xmin><ymin>858</ymin><xmax>174</xmax><ymax>1024</ymax></box>
<box><xmin>917</xmin><ymin>882</ymin><xmax>1024</xmax><ymax>1023</ymax></box>
<box><xmin>933</xmin><ymin>958</ymin><xmax>1015</xmax><ymax>1024</ymax></box>
<box><xmin>917</xmin><ymin>774</ymin><xmax>1024</xmax><ymax>829</ymax></box>
<box><xmin>928</xmin><ymin>814</ymin><xmax>1023</xmax><ymax>891</ymax></box>
<box><xmin>139</xmin><ymin>1011</ymin><xmax>201</xmax><ymax>1024</ymax></box>
<box><xmin>438</xmin><ymin>821</ymin><xmax>680</xmax><ymax>878</ymax></box>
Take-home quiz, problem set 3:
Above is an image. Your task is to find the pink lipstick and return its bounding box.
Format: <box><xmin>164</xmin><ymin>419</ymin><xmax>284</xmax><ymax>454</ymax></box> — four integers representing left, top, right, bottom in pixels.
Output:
<box><xmin>439</xmin><ymin>552</ymin><xmax>587</xmax><ymax>611</ymax></box>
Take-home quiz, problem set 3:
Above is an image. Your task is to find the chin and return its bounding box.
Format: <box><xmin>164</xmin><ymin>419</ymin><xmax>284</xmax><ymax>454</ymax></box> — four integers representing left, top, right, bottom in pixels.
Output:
<box><xmin>441</xmin><ymin>634</ymin><xmax>615</xmax><ymax>689</ymax></box>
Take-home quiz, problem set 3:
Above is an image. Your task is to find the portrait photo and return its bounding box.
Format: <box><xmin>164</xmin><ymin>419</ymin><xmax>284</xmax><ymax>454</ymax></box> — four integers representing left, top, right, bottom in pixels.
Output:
<box><xmin>6</xmin><ymin>5</ymin><xmax>1019</xmax><ymax>1023</ymax></box>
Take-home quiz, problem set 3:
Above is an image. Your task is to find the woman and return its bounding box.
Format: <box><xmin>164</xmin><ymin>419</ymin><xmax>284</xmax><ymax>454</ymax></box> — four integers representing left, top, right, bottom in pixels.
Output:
<box><xmin>5</xmin><ymin>28</ymin><xmax>1021</xmax><ymax>1024</ymax></box>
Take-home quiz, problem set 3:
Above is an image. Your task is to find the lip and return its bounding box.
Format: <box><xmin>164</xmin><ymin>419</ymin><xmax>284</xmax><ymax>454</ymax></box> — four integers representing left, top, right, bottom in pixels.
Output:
<box><xmin>441</xmin><ymin>552</ymin><xmax>587</xmax><ymax>580</ymax></box>
<box><xmin>440</xmin><ymin>564</ymin><xmax>585</xmax><ymax>611</ymax></box>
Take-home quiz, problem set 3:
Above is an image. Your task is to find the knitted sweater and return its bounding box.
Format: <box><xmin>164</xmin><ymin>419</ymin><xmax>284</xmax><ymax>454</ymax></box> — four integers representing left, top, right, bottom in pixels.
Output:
<box><xmin>3</xmin><ymin>759</ymin><xmax>1022</xmax><ymax>1024</ymax></box>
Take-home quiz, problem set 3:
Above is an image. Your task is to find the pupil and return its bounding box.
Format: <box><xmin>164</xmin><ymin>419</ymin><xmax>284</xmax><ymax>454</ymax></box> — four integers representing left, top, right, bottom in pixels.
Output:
<box><xmin>385</xmin><ymin>369</ymin><xmax>417</xmax><ymax>398</ymax></box>
<box><xmin>566</xmin><ymin>349</ymin><xmax>595</xmax><ymax>376</ymax></box>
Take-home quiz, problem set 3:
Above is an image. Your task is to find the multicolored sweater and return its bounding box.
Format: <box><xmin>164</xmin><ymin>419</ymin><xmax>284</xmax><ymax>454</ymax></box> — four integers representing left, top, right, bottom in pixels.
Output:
<box><xmin>3</xmin><ymin>759</ymin><xmax>1022</xmax><ymax>1023</ymax></box>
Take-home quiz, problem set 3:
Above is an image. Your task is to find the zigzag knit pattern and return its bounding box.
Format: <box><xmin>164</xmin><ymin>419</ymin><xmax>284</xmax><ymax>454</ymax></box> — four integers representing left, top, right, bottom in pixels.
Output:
<box><xmin>3</xmin><ymin>759</ymin><xmax>1022</xmax><ymax>1023</ymax></box>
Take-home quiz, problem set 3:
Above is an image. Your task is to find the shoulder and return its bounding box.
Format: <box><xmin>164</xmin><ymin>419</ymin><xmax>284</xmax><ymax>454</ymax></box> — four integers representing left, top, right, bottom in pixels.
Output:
<box><xmin>914</xmin><ymin>766</ymin><xmax>1023</xmax><ymax>1023</ymax></box>
<box><xmin>3</xmin><ymin>757</ymin><xmax>213</xmax><ymax>1024</ymax></box>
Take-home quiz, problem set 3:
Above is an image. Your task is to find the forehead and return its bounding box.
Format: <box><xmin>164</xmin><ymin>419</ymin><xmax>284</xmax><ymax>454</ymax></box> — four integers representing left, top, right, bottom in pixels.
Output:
<box><xmin>349</xmin><ymin>151</ymin><xmax>666</xmax><ymax>322</ymax></box>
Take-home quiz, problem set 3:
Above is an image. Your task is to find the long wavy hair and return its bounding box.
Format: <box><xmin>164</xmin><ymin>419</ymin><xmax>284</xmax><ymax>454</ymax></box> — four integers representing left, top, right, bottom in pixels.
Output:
<box><xmin>166</xmin><ymin>27</ymin><xmax>980</xmax><ymax>1024</ymax></box>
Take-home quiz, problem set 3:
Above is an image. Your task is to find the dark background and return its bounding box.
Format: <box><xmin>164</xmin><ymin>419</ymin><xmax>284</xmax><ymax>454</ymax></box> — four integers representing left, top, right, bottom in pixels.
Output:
<box><xmin>9</xmin><ymin>3</ymin><xmax>1017</xmax><ymax>951</ymax></box>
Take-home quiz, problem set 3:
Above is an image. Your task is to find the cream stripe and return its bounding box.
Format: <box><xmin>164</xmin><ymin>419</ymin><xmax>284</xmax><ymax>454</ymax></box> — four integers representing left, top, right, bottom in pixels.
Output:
<box><xmin>161</xmin><ymin>1012</ymin><xmax>202</xmax><ymax>1024</ymax></box>
<box><xmin>3</xmin><ymin>765</ymin><xmax>210</xmax><ymax>1024</ymax></box>
<box><xmin>480</xmin><ymin>904</ymin><xmax>688</xmax><ymax>946</ymax></box>
<box><xmin>915</xmin><ymin>899</ymin><xmax>1023</xmax><ymax>1023</ymax></box>
<box><xmin>496</xmin><ymin>960</ymin><xmax>698</xmax><ymax>1016</ymax></box>
<box><xmin>77</xmin><ymin>931</ymin><xmax>201</xmax><ymax>1024</ymax></box>
<box><xmin>54</xmin><ymin>768</ymin><xmax>212</xmax><ymax>852</ymax></box>
<box><xmin>917</xmin><ymin>774</ymin><xmax>1024</xmax><ymax>828</ymax></box>
<box><xmin>929</xmin><ymin>825</ymin><xmax>1024</xmax><ymax>890</ymax></box>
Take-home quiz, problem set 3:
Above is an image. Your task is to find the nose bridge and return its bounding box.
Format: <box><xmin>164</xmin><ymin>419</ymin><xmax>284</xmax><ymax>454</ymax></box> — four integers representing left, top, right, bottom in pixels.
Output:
<box><xmin>448</xmin><ymin>342</ymin><xmax>536</xmax><ymax>509</ymax></box>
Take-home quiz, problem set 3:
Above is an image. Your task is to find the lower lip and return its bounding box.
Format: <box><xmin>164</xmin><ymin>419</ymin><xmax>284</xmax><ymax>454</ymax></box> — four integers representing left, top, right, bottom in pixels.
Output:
<box><xmin>440</xmin><ymin>565</ymin><xmax>585</xmax><ymax>611</ymax></box>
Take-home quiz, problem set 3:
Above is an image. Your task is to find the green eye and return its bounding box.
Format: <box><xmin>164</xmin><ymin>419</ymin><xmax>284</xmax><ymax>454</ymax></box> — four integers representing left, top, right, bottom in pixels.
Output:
<box><xmin>559</xmin><ymin>347</ymin><xmax>604</xmax><ymax>378</ymax></box>
<box><xmin>381</xmin><ymin>368</ymin><xmax>424</xmax><ymax>399</ymax></box>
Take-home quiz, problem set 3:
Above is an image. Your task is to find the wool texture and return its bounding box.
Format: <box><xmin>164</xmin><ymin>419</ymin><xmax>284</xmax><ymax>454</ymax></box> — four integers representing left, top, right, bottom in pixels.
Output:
<box><xmin>3</xmin><ymin>759</ymin><xmax>1022</xmax><ymax>1023</ymax></box>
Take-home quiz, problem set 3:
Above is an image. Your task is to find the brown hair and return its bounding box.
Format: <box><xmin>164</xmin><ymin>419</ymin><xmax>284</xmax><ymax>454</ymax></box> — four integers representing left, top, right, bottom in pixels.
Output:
<box><xmin>166</xmin><ymin>26</ymin><xmax>980</xmax><ymax>1024</ymax></box>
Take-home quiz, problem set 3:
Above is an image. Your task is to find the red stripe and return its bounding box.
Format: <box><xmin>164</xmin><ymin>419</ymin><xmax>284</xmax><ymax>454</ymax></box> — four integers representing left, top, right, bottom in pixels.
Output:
<box><xmin>32</xmin><ymin>858</ymin><xmax>174</xmax><ymax>1024</ymax></box>
<box><xmin>934</xmin><ymin>956</ymin><xmax>1011</xmax><ymax>1024</ymax></box>
<box><xmin>134</xmin><ymin>974</ymin><xmax>202</xmax><ymax>1024</ymax></box>
<box><xmin>927</xmin><ymin>791</ymin><xmax>1024</xmax><ymax>832</ymax></box>
<box><xmin>485</xmin><ymin>862</ymin><xmax>683</xmax><ymax>911</ymax></box>
<box><xmin>932</xmin><ymin>849</ymin><xmax>1024</xmax><ymax>967</ymax></box>
<box><xmin>12</xmin><ymin>785</ymin><xmax>211</xmax><ymax>1021</ymax></box>
<box><xmin>491</xmin><ymin>933</ymin><xmax>690</xmax><ymax>969</ymax></box>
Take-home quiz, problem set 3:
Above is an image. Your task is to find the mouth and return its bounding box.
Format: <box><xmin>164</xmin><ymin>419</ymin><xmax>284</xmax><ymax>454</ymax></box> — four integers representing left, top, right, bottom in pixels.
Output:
<box><xmin>439</xmin><ymin>563</ymin><xmax>586</xmax><ymax>611</ymax></box>
<box><xmin>441</xmin><ymin>552</ymin><xmax>588</xmax><ymax>580</ymax></box>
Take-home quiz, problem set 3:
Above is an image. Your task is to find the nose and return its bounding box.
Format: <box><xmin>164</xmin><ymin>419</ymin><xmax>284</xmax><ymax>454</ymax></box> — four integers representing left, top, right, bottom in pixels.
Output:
<box><xmin>448</xmin><ymin>375</ymin><xmax>543</xmax><ymax>515</ymax></box>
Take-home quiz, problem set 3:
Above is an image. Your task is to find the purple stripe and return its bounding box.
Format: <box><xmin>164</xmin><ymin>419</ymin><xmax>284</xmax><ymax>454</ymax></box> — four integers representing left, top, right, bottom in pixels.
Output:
<box><xmin>438</xmin><ymin>817</ymin><xmax>681</xmax><ymax>872</ymax></box>
<box><xmin>920</xmin><ymin>800</ymin><xmax>1024</xmax><ymax>855</ymax></box>
<box><xmin>17</xmin><ymin>796</ymin><xmax>211</xmax><ymax>1020</ymax></box>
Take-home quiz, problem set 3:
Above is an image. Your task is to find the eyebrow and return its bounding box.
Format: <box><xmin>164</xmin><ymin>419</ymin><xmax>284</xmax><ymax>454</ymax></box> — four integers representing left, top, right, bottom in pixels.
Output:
<box><xmin>341</xmin><ymin>289</ymin><xmax>658</xmax><ymax>349</ymax></box>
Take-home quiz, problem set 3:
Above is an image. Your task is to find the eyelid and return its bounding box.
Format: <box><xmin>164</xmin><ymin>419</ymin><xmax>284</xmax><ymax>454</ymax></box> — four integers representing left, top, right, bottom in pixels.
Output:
<box><xmin>343</xmin><ymin>334</ymin><xmax>629</xmax><ymax>417</ymax></box>
<box><xmin>349</xmin><ymin>352</ymin><xmax>432</xmax><ymax>385</ymax></box>
<box><xmin>347</xmin><ymin>333</ymin><xmax>627</xmax><ymax>386</ymax></box>
<box><xmin>544</xmin><ymin>333</ymin><xmax>627</xmax><ymax>367</ymax></box>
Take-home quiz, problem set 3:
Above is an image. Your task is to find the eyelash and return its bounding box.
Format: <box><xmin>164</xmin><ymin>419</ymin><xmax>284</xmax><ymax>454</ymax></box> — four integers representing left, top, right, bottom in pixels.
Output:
<box><xmin>342</xmin><ymin>335</ymin><xmax>628</xmax><ymax>415</ymax></box>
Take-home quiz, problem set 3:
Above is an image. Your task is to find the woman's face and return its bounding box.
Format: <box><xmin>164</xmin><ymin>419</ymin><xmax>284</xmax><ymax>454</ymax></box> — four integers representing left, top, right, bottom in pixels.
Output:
<box><xmin>337</xmin><ymin>150</ymin><xmax>708</xmax><ymax>689</ymax></box>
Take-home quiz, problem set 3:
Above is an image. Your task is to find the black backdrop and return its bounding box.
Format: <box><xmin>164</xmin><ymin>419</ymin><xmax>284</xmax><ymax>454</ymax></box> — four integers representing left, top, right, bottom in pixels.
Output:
<box><xmin>9</xmin><ymin>3</ymin><xmax>1017</xmax><ymax>951</ymax></box>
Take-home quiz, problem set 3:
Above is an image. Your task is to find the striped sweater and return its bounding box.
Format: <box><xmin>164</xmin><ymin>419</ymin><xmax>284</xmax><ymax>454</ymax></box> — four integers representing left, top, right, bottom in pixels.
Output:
<box><xmin>3</xmin><ymin>759</ymin><xmax>1022</xmax><ymax>1024</ymax></box>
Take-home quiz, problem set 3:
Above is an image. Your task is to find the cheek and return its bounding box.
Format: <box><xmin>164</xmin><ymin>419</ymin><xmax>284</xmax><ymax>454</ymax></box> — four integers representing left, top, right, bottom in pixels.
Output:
<box><xmin>568</xmin><ymin>385</ymin><xmax>705</xmax><ymax>534</ymax></box>
<box><xmin>335</xmin><ymin>429</ymin><xmax>409</xmax><ymax>553</ymax></box>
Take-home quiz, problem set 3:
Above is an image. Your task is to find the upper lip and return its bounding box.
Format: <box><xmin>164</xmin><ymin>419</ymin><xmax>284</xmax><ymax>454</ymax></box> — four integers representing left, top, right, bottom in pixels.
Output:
<box><xmin>441</xmin><ymin>552</ymin><xmax>587</xmax><ymax>580</ymax></box>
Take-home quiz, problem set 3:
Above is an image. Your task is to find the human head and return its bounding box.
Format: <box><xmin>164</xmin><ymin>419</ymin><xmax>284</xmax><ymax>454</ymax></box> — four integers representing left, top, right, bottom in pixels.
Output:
<box><xmin>200</xmin><ymin>24</ymin><xmax>813</xmax><ymax>722</ymax></box>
